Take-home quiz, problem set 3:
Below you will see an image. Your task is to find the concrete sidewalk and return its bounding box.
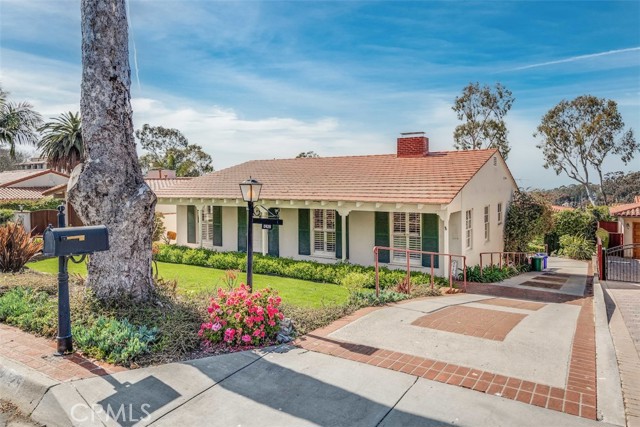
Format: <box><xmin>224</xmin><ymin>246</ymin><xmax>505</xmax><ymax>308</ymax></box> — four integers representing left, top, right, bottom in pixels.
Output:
<box><xmin>12</xmin><ymin>346</ymin><xmax>618</xmax><ymax>427</ymax></box>
<box><xmin>0</xmin><ymin>257</ymin><xmax>626</xmax><ymax>426</ymax></box>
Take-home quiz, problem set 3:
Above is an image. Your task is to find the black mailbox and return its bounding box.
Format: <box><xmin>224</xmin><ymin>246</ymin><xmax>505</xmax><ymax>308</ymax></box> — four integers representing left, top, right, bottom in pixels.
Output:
<box><xmin>43</xmin><ymin>225</ymin><xmax>109</xmax><ymax>257</ymax></box>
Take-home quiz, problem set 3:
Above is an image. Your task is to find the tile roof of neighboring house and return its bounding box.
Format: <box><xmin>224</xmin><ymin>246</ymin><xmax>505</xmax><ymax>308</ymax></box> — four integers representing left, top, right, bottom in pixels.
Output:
<box><xmin>41</xmin><ymin>178</ymin><xmax>192</xmax><ymax>197</ymax></box>
<box><xmin>610</xmin><ymin>199</ymin><xmax>640</xmax><ymax>217</ymax></box>
<box><xmin>0</xmin><ymin>169</ymin><xmax>69</xmax><ymax>188</ymax></box>
<box><xmin>551</xmin><ymin>205</ymin><xmax>575</xmax><ymax>213</ymax></box>
<box><xmin>155</xmin><ymin>149</ymin><xmax>502</xmax><ymax>204</ymax></box>
<box><xmin>0</xmin><ymin>187</ymin><xmax>52</xmax><ymax>201</ymax></box>
<box><xmin>145</xmin><ymin>178</ymin><xmax>192</xmax><ymax>193</ymax></box>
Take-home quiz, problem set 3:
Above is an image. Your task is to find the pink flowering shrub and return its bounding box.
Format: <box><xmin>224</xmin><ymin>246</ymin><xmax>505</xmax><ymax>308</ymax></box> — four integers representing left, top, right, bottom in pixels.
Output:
<box><xmin>198</xmin><ymin>284</ymin><xmax>284</xmax><ymax>347</ymax></box>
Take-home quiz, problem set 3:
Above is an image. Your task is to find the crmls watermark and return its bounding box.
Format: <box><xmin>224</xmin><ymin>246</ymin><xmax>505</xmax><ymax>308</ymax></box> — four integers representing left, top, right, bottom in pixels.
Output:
<box><xmin>70</xmin><ymin>403</ymin><xmax>152</xmax><ymax>423</ymax></box>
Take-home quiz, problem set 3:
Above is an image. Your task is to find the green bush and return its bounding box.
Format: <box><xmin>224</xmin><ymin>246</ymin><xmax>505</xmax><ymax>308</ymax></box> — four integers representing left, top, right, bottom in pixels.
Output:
<box><xmin>0</xmin><ymin>199</ymin><xmax>61</xmax><ymax>212</ymax></box>
<box><xmin>340</xmin><ymin>272</ymin><xmax>372</xmax><ymax>294</ymax></box>
<box><xmin>464</xmin><ymin>264</ymin><xmax>525</xmax><ymax>283</ymax></box>
<box><xmin>0</xmin><ymin>209</ymin><xmax>13</xmax><ymax>225</ymax></box>
<box><xmin>155</xmin><ymin>245</ymin><xmax>449</xmax><ymax>289</ymax></box>
<box><xmin>74</xmin><ymin>316</ymin><xmax>159</xmax><ymax>365</ymax></box>
<box><xmin>595</xmin><ymin>228</ymin><xmax>610</xmax><ymax>248</ymax></box>
<box><xmin>558</xmin><ymin>235</ymin><xmax>595</xmax><ymax>260</ymax></box>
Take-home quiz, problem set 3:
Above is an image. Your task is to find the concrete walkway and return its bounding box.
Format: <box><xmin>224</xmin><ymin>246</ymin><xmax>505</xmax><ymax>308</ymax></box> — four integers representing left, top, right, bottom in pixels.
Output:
<box><xmin>0</xmin><ymin>257</ymin><xmax>626</xmax><ymax>426</ymax></box>
<box><xmin>602</xmin><ymin>279</ymin><xmax>640</xmax><ymax>427</ymax></box>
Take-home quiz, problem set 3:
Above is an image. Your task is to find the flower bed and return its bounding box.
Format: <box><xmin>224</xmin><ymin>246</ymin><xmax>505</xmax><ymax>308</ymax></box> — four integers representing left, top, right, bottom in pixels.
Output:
<box><xmin>199</xmin><ymin>285</ymin><xmax>283</xmax><ymax>347</ymax></box>
<box><xmin>155</xmin><ymin>245</ymin><xmax>450</xmax><ymax>290</ymax></box>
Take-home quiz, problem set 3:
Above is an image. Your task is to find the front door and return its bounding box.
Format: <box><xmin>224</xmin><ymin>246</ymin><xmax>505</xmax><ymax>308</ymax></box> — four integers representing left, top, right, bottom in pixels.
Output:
<box><xmin>634</xmin><ymin>222</ymin><xmax>640</xmax><ymax>259</ymax></box>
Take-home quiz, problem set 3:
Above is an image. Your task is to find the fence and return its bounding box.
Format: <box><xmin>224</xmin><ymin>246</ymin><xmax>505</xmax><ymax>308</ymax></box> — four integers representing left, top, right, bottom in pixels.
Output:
<box><xmin>373</xmin><ymin>246</ymin><xmax>466</xmax><ymax>297</ymax></box>
<box><xmin>479</xmin><ymin>251</ymin><xmax>538</xmax><ymax>277</ymax></box>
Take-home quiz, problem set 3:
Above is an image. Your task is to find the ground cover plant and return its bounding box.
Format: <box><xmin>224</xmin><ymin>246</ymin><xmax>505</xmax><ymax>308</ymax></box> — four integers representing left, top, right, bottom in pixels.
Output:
<box><xmin>464</xmin><ymin>264</ymin><xmax>530</xmax><ymax>283</ymax></box>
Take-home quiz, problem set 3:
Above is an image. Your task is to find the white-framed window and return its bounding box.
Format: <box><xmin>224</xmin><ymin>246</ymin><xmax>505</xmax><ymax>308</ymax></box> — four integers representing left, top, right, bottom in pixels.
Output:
<box><xmin>313</xmin><ymin>209</ymin><xmax>336</xmax><ymax>255</ymax></box>
<box><xmin>465</xmin><ymin>209</ymin><xmax>473</xmax><ymax>249</ymax></box>
<box><xmin>201</xmin><ymin>206</ymin><xmax>215</xmax><ymax>242</ymax></box>
<box><xmin>484</xmin><ymin>205</ymin><xmax>490</xmax><ymax>241</ymax></box>
<box><xmin>392</xmin><ymin>212</ymin><xmax>422</xmax><ymax>266</ymax></box>
<box><xmin>497</xmin><ymin>202</ymin><xmax>503</xmax><ymax>224</ymax></box>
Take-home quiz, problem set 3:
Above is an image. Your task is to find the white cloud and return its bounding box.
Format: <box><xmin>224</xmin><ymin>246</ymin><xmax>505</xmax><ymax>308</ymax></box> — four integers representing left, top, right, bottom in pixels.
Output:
<box><xmin>507</xmin><ymin>47</ymin><xmax>640</xmax><ymax>72</ymax></box>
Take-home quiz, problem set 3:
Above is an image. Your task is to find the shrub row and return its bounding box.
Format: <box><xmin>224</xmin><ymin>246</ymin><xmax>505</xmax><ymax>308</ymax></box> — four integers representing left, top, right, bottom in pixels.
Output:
<box><xmin>0</xmin><ymin>199</ymin><xmax>61</xmax><ymax>212</ymax></box>
<box><xmin>464</xmin><ymin>264</ymin><xmax>530</xmax><ymax>283</ymax></box>
<box><xmin>155</xmin><ymin>245</ymin><xmax>450</xmax><ymax>289</ymax></box>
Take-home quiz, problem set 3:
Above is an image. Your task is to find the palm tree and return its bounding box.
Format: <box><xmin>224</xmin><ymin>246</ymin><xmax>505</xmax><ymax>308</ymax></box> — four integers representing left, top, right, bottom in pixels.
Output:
<box><xmin>0</xmin><ymin>87</ymin><xmax>43</xmax><ymax>157</ymax></box>
<box><xmin>38</xmin><ymin>112</ymin><xmax>84</xmax><ymax>172</ymax></box>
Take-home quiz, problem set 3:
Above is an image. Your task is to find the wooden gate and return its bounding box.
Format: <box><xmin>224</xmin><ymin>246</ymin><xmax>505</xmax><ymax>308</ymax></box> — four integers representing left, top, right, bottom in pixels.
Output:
<box><xmin>30</xmin><ymin>210</ymin><xmax>58</xmax><ymax>235</ymax></box>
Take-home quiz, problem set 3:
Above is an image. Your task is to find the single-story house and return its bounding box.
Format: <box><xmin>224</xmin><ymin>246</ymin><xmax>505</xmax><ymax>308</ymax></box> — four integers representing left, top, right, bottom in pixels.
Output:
<box><xmin>610</xmin><ymin>196</ymin><xmax>640</xmax><ymax>259</ymax></box>
<box><xmin>155</xmin><ymin>133</ymin><xmax>518</xmax><ymax>276</ymax></box>
<box><xmin>0</xmin><ymin>169</ymin><xmax>69</xmax><ymax>202</ymax></box>
<box><xmin>144</xmin><ymin>169</ymin><xmax>192</xmax><ymax>234</ymax></box>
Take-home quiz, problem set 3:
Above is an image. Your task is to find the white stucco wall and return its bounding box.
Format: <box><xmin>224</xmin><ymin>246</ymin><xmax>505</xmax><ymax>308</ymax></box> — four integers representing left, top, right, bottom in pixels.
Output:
<box><xmin>348</xmin><ymin>210</ymin><xmax>375</xmax><ymax>266</ymax></box>
<box><xmin>156</xmin><ymin>204</ymin><xmax>177</xmax><ymax>235</ymax></box>
<box><xmin>176</xmin><ymin>205</ymin><xmax>189</xmax><ymax>246</ymax></box>
<box><xmin>10</xmin><ymin>173</ymin><xmax>68</xmax><ymax>188</ymax></box>
<box><xmin>456</xmin><ymin>154</ymin><xmax>517</xmax><ymax>266</ymax></box>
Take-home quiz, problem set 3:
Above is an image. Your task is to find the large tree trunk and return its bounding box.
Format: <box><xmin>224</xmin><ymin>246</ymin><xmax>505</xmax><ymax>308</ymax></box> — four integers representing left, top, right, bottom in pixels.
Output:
<box><xmin>68</xmin><ymin>0</ymin><xmax>156</xmax><ymax>301</ymax></box>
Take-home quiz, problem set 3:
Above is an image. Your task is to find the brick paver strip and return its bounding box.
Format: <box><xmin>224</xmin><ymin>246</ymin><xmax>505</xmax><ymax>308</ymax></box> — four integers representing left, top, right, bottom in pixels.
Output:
<box><xmin>532</xmin><ymin>276</ymin><xmax>568</xmax><ymax>284</ymax></box>
<box><xmin>0</xmin><ymin>324</ymin><xmax>126</xmax><ymax>382</ymax></box>
<box><xmin>411</xmin><ymin>306</ymin><xmax>526</xmax><ymax>341</ymax></box>
<box><xmin>476</xmin><ymin>298</ymin><xmax>546</xmax><ymax>311</ymax></box>
<box><xmin>518</xmin><ymin>280</ymin><xmax>564</xmax><ymax>290</ymax></box>
<box><xmin>296</xmin><ymin>263</ymin><xmax>597</xmax><ymax>420</ymax></box>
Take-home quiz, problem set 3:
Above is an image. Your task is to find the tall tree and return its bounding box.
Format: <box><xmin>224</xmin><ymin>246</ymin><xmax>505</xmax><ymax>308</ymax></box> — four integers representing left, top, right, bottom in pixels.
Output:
<box><xmin>535</xmin><ymin>95</ymin><xmax>638</xmax><ymax>206</ymax></box>
<box><xmin>452</xmin><ymin>82</ymin><xmax>514</xmax><ymax>160</ymax></box>
<box><xmin>0</xmin><ymin>149</ymin><xmax>28</xmax><ymax>172</ymax></box>
<box><xmin>0</xmin><ymin>87</ymin><xmax>42</xmax><ymax>157</ymax></box>
<box><xmin>38</xmin><ymin>111</ymin><xmax>84</xmax><ymax>173</ymax></box>
<box><xmin>67</xmin><ymin>0</ymin><xmax>157</xmax><ymax>301</ymax></box>
<box><xmin>136</xmin><ymin>124</ymin><xmax>213</xmax><ymax>177</ymax></box>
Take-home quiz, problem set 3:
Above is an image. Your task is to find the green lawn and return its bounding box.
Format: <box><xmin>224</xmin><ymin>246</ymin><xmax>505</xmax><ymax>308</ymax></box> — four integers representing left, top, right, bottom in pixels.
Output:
<box><xmin>27</xmin><ymin>259</ymin><xmax>349</xmax><ymax>308</ymax></box>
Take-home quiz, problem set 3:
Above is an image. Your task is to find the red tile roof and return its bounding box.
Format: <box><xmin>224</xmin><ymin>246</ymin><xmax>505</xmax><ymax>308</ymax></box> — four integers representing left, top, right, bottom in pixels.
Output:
<box><xmin>0</xmin><ymin>187</ymin><xmax>52</xmax><ymax>201</ymax></box>
<box><xmin>610</xmin><ymin>200</ymin><xmax>640</xmax><ymax>217</ymax></box>
<box><xmin>145</xmin><ymin>178</ymin><xmax>192</xmax><ymax>193</ymax></box>
<box><xmin>156</xmin><ymin>149</ymin><xmax>503</xmax><ymax>204</ymax></box>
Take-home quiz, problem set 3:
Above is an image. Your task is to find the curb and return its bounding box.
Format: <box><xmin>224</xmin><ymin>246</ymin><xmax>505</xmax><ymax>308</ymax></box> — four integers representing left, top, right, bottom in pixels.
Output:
<box><xmin>0</xmin><ymin>354</ymin><xmax>59</xmax><ymax>415</ymax></box>
<box><xmin>593</xmin><ymin>277</ymin><xmax>626</xmax><ymax>426</ymax></box>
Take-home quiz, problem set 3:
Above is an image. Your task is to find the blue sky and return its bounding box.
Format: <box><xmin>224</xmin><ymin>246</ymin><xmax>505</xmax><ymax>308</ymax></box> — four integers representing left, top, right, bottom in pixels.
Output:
<box><xmin>1</xmin><ymin>0</ymin><xmax>638</xmax><ymax>189</ymax></box>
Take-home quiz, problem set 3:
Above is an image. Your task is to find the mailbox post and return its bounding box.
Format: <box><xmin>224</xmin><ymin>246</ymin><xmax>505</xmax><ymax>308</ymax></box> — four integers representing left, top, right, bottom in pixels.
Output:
<box><xmin>56</xmin><ymin>205</ymin><xmax>72</xmax><ymax>355</ymax></box>
<box><xmin>43</xmin><ymin>203</ymin><xmax>110</xmax><ymax>355</ymax></box>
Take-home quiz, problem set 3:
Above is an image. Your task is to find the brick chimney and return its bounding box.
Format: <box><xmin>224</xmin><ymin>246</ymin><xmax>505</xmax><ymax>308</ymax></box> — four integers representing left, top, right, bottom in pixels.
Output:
<box><xmin>397</xmin><ymin>132</ymin><xmax>429</xmax><ymax>157</ymax></box>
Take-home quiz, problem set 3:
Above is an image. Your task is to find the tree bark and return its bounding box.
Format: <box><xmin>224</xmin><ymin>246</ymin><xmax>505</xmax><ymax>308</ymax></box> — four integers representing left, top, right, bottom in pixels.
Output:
<box><xmin>68</xmin><ymin>0</ymin><xmax>156</xmax><ymax>301</ymax></box>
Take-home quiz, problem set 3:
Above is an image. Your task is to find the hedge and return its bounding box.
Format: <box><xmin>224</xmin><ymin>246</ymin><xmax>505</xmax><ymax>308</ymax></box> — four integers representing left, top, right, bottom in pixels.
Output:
<box><xmin>0</xmin><ymin>198</ymin><xmax>61</xmax><ymax>212</ymax></box>
<box><xmin>155</xmin><ymin>245</ymin><xmax>450</xmax><ymax>289</ymax></box>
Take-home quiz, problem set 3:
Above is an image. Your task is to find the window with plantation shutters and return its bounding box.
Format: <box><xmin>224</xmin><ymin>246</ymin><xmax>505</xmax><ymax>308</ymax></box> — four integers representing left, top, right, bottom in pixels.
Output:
<box><xmin>465</xmin><ymin>209</ymin><xmax>473</xmax><ymax>249</ymax></box>
<box><xmin>201</xmin><ymin>206</ymin><xmax>214</xmax><ymax>242</ymax></box>
<box><xmin>201</xmin><ymin>206</ymin><xmax>222</xmax><ymax>247</ymax></box>
<box><xmin>392</xmin><ymin>212</ymin><xmax>421</xmax><ymax>266</ymax></box>
<box><xmin>313</xmin><ymin>209</ymin><xmax>336</xmax><ymax>255</ymax></box>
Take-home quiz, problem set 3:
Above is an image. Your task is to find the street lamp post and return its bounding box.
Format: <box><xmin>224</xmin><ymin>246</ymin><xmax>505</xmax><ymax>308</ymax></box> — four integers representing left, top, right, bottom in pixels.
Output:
<box><xmin>239</xmin><ymin>177</ymin><xmax>262</xmax><ymax>292</ymax></box>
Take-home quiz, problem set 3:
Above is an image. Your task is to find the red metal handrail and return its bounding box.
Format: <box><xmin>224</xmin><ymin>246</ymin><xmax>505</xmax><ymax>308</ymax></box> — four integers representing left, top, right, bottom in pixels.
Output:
<box><xmin>373</xmin><ymin>246</ymin><xmax>467</xmax><ymax>297</ymax></box>
<box><xmin>479</xmin><ymin>251</ymin><xmax>537</xmax><ymax>276</ymax></box>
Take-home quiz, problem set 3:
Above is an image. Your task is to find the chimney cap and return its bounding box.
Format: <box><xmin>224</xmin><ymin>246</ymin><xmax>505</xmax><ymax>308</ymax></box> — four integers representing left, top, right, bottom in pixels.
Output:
<box><xmin>400</xmin><ymin>131</ymin><xmax>425</xmax><ymax>137</ymax></box>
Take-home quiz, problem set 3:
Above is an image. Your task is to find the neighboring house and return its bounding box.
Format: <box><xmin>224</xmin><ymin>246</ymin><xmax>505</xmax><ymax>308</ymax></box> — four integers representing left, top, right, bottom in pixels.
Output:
<box><xmin>0</xmin><ymin>169</ymin><xmax>69</xmax><ymax>202</ymax></box>
<box><xmin>610</xmin><ymin>196</ymin><xmax>640</xmax><ymax>259</ymax></box>
<box><xmin>155</xmin><ymin>133</ymin><xmax>518</xmax><ymax>276</ymax></box>
<box><xmin>15</xmin><ymin>157</ymin><xmax>49</xmax><ymax>171</ymax></box>
<box><xmin>145</xmin><ymin>174</ymin><xmax>192</xmax><ymax>234</ymax></box>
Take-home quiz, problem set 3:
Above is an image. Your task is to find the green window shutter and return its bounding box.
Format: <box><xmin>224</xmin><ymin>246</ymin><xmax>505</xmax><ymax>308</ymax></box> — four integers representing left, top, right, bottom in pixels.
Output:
<box><xmin>374</xmin><ymin>212</ymin><xmax>390</xmax><ymax>263</ymax></box>
<box><xmin>268</xmin><ymin>225</ymin><xmax>279</xmax><ymax>257</ymax></box>
<box><xmin>298</xmin><ymin>209</ymin><xmax>311</xmax><ymax>255</ymax></box>
<box><xmin>187</xmin><ymin>206</ymin><xmax>196</xmax><ymax>244</ymax></box>
<box><xmin>237</xmin><ymin>207</ymin><xmax>247</xmax><ymax>252</ymax></box>
<box><xmin>422</xmin><ymin>213</ymin><xmax>439</xmax><ymax>268</ymax></box>
<box><xmin>336</xmin><ymin>212</ymin><xmax>342</xmax><ymax>259</ymax></box>
<box><xmin>212</xmin><ymin>206</ymin><xmax>223</xmax><ymax>246</ymax></box>
<box><xmin>336</xmin><ymin>214</ymin><xmax>350</xmax><ymax>260</ymax></box>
